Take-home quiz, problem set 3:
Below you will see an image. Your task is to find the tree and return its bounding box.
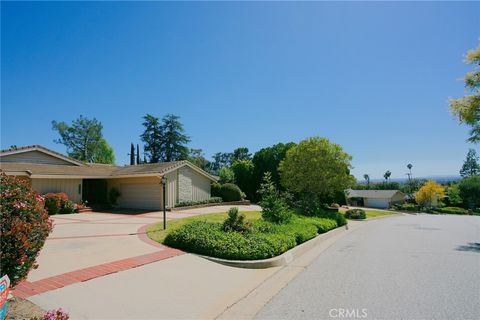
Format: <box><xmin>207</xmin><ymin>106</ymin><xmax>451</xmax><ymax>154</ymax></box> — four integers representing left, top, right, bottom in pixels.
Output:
<box><xmin>93</xmin><ymin>138</ymin><xmax>115</xmax><ymax>164</ymax></box>
<box><xmin>458</xmin><ymin>176</ymin><xmax>480</xmax><ymax>209</ymax></box>
<box><xmin>363</xmin><ymin>174</ymin><xmax>370</xmax><ymax>186</ymax></box>
<box><xmin>279</xmin><ymin>137</ymin><xmax>355</xmax><ymax>203</ymax></box>
<box><xmin>384</xmin><ymin>170</ymin><xmax>391</xmax><ymax>183</ymax></box>
<box><xmin>233</xmin><ymin>147</ymin><xmax>251</xmax><ymax>161</ymax></box>
<box><xmin>415</xmin><ymin>181</ymin><xmax>445</xmax><ymax>208</ymax></box>
<box><xmin>219</xmin><ymin>167</ymin><xmax>235</xmax><ymax>184</ymax></box>
<box><xmin>208</xmin><ymin>152</ymin><xmax>234</xmax><ymax>174</ymax></box>
<box><xmin>130</xmin><ymin>143</ymin><xmax>135</xmax><ymax>165</ymax></box>
<box><xmin>161</xmin><ymin>114</ymin><xmax>190</xmax><ymax>162</ymax></box>
<box><xmin>52</xmin><ymin>115</ymin><xmax>114</xmax><ymax>163</ymax></box>
<box><xmin>136</xmin><ymin>144</ymin><xmax>141</xmax><ymax>165</ymax></box>
<box><xmin>407</xmin><ymin>164</ymin><xmax>413</xmax><ymax>180</ymax></box>
<box><xmin>188</xmin><ymin>148</ymin><xmax>210</xmax><ymax>170</ymax></box>
<box><xmin>231</xmin><ymin>160</ymin><xmax>255</xmax><ymax>200</ymax></box>
<box><xmin>460</xmin><ymin>149</ymin><xmax>480</xmax><ymax>178</ymax></box>
<box><xmin>140</xmin><ymin>114</ymin><xmax>162</xmax><ymax>163</ymax></box>
<box><xmin>258</xmin><ymin>172</ymin><xmax>291</xmax><ymax>224</ymax></box>
<box><xmin>252</xmin><ymin>142</ymin><xmax>296</xmax><ymax>195</ymax></box>
<box><xmin>449</xmin><ymin>44</ymin><xmax>480</xmax><ymax>143</ymax></box>
<box><xmin>446</xmin><ymin>185</ymin><xmax>463</xmax><ymax>207</ymax></box>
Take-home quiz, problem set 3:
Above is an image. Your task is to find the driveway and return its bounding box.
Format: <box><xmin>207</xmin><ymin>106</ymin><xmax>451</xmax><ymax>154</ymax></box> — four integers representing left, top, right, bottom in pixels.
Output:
<box><xmin>25</xmin><ymin>205</ymin><xmax>260</xmax><ymax>281</ymax></box>
<box><xmin>256</xmin><ymin>214</ymin><xmax>480</xmax><ymax>319</ymax></box>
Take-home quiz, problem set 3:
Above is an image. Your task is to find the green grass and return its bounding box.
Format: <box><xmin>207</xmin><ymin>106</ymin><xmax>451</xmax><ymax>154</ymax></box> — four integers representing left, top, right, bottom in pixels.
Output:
<box><xmin>363</xmin><ymin>209</ymin><xmax>399</xmax><ymax>218</ymax></box>
<box><xmin>147</xmin><ymin>211</ymin><xmax>262</xmax><ymax>243</ymax></box>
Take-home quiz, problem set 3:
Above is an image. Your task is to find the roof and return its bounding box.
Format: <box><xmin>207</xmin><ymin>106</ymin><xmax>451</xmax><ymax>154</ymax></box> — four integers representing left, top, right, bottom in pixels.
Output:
<box><xmin>345</xmin><ymin>189</ymin><xmax>404</xmax><ymax>199</ymax></box>
<box><xmin>0</xmin><ymin>145</ymin><xmax>217</xmax><ymax>181</ymax></box>
<box><xmin>0</xmin><ymin>145</ymin><xmax>85</xmax><ymax>166</ymax></box>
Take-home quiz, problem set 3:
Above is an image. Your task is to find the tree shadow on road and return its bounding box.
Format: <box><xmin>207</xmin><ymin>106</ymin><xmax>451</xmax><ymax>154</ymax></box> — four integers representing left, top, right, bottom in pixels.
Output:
<box><xmin>456</xmin><ymin>242</ymin><xmax>480</xmax><ymax>253</ymax></box>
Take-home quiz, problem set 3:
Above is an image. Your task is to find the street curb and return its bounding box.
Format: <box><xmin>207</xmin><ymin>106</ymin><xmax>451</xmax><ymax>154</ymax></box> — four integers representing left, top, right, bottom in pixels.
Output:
<box><xmin>348</xmin><ymin>212</ymin><xmax>404</xmax><ymax>222</ymax></box>
<box><xmin>197</xmin><ymin>225</ymin><xmax>349</xmax><ymax>269</ymax></box>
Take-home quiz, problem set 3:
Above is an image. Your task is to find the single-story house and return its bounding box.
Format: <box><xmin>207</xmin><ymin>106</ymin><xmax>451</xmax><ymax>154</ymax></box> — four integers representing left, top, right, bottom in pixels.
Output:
<box><xmin>0</xmin><ymin>145</ymin><xmax>218</xmax><ymax>210</ymax></box>
<box><xmin>345</xmin><ymin>189</ymin><xmax>405</xmax><ymax>209</ymax></box>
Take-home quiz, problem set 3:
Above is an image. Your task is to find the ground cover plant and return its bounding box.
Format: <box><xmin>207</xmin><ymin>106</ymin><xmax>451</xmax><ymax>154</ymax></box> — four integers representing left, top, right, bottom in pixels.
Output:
<box><xmin>344</xmin><ymin>208</ymin><xmax>366</xmax><ymax>220</ymax></box>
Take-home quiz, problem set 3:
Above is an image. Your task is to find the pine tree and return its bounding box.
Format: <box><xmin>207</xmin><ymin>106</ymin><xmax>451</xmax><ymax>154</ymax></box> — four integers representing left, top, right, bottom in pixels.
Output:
<box><xmin>460</xmin><ymin>149</ymin><xmax>480</xmax><ymax>177</ymax></box>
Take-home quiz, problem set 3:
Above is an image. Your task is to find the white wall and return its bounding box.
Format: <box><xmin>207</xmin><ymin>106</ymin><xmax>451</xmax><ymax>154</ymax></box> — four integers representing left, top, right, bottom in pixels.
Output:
<box><xmin>31</xmin><ymin>178</ymin><xmax>82</xmax><ymax>203</ymax></box>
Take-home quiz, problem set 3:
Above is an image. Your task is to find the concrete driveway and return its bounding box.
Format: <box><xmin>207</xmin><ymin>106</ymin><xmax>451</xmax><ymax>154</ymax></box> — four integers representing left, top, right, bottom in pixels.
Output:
<box><xmin>26</xmin><ymin>205</ymin><xmax>261</xmax><ymax>281</ymax></box>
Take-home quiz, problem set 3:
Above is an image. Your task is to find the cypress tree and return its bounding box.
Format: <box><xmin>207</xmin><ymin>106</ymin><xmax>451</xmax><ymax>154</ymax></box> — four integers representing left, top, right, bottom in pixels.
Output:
<box><xmin>130</xmin><ymin>143</ymin><xmax>135</xmax><ymax>165</ymax></box>
<box><xmin>136</xmin><ymin>144</ymin><xmax>141</xmax><ymax>165</ymax></box>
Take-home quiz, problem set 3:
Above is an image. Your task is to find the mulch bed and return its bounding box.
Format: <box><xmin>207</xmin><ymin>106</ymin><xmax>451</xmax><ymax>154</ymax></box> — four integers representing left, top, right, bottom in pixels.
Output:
<box><xmin>5</xmin><ymin>296</ymin><xmax>45</xmax><ymax>320</ymax></box>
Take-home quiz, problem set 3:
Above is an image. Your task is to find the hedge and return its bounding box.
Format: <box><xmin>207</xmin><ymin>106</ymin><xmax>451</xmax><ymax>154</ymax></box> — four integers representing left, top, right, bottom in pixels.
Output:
<box><xmin>344</xmin><ymin>209</ymin><xmax>366</xmax><ymax>220</ymax></box>
<box><xmin>175</xmin><ymin>197</ymin><xmax>222</xmax><ymax>208</ymax></box>
<box><xmin>434</xmin><ymin>207</ymin><xmax>469</xmax><ymax>215</ymax></box>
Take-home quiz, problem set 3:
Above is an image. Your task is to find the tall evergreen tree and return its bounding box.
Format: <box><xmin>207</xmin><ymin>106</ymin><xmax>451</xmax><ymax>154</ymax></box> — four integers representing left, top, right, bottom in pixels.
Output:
<box><xmin>460</xmin><ymin>149</ymin><xmax>480</xmax><ymax>177</ymax></box>
<box><xmin>130</xmin><ymin>143</ymin><xmax>135</xmax><ymax>165</ymax></box>
<box><xmin>136</xmin><ymin>144</ymin><xmax>140</xmax><ymax>165</ymax></box>
<box><xmin>161</xmin><ymin>114</ymin><xmax>190</xmax><ymax>162</ymax></box>
<box><xmin>233</xmin><ymin>147</ymin><xmax>251</xmax><ymax>161</ymax></box>
<box><xmin>140</xmin><ymin>114</ymin><xmax>163</xmax><ymax>163</ymax></box>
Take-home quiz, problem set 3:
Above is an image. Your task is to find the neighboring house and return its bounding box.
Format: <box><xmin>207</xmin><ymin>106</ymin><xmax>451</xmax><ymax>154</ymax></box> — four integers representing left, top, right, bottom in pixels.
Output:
<box><xmin>345</xmin><ymin>189</ymin><xmax>405</xmax><ymax>209</ymax></box>
<box><xmin>0</xmin><ymin>145</ymin><xmax>217</xmax><ymax>210</ymax></box>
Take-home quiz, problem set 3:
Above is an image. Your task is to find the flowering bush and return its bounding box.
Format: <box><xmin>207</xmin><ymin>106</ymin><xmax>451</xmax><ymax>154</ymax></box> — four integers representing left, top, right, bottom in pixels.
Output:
<box><xmin>44</xmin><ymin>193</ymin><xmax>75</xmax><ymax>215</ymax></box>
<box><xmin>0</xmin><ymin>172</ymin><xmax>53</xmax><ymax>287</ymax></box>
<box><xmin>43</xmin><ymin>308</ymin><xmax>70</xmax><ymax>320</ymax></box>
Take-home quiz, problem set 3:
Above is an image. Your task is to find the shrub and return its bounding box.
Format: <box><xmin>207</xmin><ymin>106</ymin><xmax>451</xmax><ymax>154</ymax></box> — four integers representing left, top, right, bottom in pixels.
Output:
<box><xmin>219</xmin><ymin>183</ymin><xmax>244</xmax><ymax>202</ymax></box>
<box><xmin>458</xmin><ymin>176</ymin><xmax>480</xmax><ymax>209</ymax></box>
<box><xmin>415</xmin><ymin>181</ymin><xmax>445</xmax><ymax>207</ymax></box>
<box><xmin>109</xmin><ymin>187</ymin><xmax>121</xmax><ymax>205</ymax></box>
<box><xmin>211</xmin><ymin>183</ymin><xmax>222</xmax><ymax>198</ymax></box>
<box><xmin>258</xmin><ymin>172</ymin><xmax>292</xmax><ymax>224</ymax></box>
<box><xmin>223</xmin><ymin>207</ymin><xmax>252</xmax><ymax>233</ymax></box>
<box><xmin>394</xmin><ymin>203</ymin><xmax>420</xmax><ymax>212</ymax></box>
<box><xmin>43</xmin><ymin>308</ymin><xmax>70</xmax><ymax>320</ymax></box>
<box><xmin>344</xmin><ymin>209</ymin><xmax>366</xmax><ymax>220</ymax></box>
<box><xmin>44</xmin><ymin>192</ymin><xmax>75</xmax><ymax>215</ymax></box>
<box><xmin>434</xmin><ymin>207</ymin><xmax>469</xmax><ymax>215</ymax></box>
<box><xmin>175</xmin><ymin>197</ymin><xmax>222</xmax><ymax>208</ymax></box>
<box><xmin>313</xmin><ymin>207</ymin><xmax>347</xmax><ymax>227</ymax></box>
<box><xmin>0</xmin><ymin>173</ymin><xmax>53</xmax><ymax>287</ymax></box>
<box><xmin>219</xmin><ymin>167</ymin><xmax>235</xmax><ymax>184</ymax></box>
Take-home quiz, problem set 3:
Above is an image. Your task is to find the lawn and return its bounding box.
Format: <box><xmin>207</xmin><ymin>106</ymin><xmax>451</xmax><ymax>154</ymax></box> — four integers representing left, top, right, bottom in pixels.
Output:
<box><xmin>363</xmin><ymin>209</ymin><xmax>399</xmax><ymax>218</ymax></box>
<box><xmin>147</xmin><ymin>211</ymin><xmax>263</xmax><ymax>243</ymax></box>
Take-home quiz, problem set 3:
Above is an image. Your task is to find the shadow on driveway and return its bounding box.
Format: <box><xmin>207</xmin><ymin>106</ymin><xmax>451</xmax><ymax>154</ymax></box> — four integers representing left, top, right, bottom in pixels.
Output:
<box><xmin>456</xmin><ymin>242</ymin><xmax>480</xmax><ymax>253</ymax></box>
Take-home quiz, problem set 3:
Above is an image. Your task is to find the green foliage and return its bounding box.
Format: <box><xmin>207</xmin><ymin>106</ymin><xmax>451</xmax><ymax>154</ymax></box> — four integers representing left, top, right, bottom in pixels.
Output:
<box><xmin>434</xmin><ymin>207</ymin><xmax>469</xmax><ymax>215</ymax></box>
<box><xmin>233</xmin><ymin>147</ymin><xmax>252</xmax><ymax>161</ymax></box>
<box><xmin>109</xmin><ymin>188</ymin><xmax>121</xmax><ymax>206</ymax></box>
<box><xmin>446</xmin><ymin>185</ymin><xmax>463</xmax><ymax>206</ymax></box>
<box><xmin>218</xmin><ymin>167</ymin><xmax>235</xmax><ymax>184</ymax></box>
<box><xmin>252</xmin><ymin>142</ymin><xmax>296</xmax><ymax>202</ymax></box>
<box><xmin>258</xmin><ymin>172</ymin><xmax>292</xmax><ymax>224</ymax></box>
<box><xmin>223</xmin><ymin>207</ymin><xmax>252</xmax><ymax>233</ymax></box>
<box><xmin>52</xmin><ymin>115</ymin><xmax>114</xmax><ymax>164</ymax></box>
<box><xmin>208</xmin><ymin>152</ymin><xmax>234</xmax><ymax>174</ymax></box>
<box><xmin>188</xmin><ymin>148</ymin><xmax>210</xmax><ymax>170</ymax></box>
<box><xmin>354</xmin><ymin>182</ymin><xmax>402</xmax><ymax>190</ymax></box>
<box><xmin>175</xmin><ymin>197</ymin><xmax>222</xmax><ymax>208</ymax></box>
<box><xmin>218</xmin><ymin>183</ymin><xmax>245</xmax><ymax>202</ymax></box>
<box><xmin>164</xmin><ymin>214</ymin><xmax>338</xmax><ymax>260</ymax></box>
<box><xmin>384</xmin><ymin>170</ymin><xmax>392</xmax><ymax>182</ymax></box>
<box><xmin>279</xmin><ymin>137</ymin><xmax>355</xmax><ymax>203</ymax></box>
<box><xmin>449</xmin><ymin>44</ymin><xmax>480</xmax><ymax>143</ymax></box>
<box><xmin>140</xmin><ymin>114</ymin><xmax>190</xmax><ymax>162</ymax></box>
<box><xmin>1</xmin><ymin>173</ymin><xmax>53</xmax><ymax>286</ymax></box>
<box><xmin>231</xmin><ymin>160</ymin><xmax>255</xmax><ymax>200</ymax></box>
<box><xmin>393</xmin><ymin>203</ymin><xmax>420</xmax><ymax>212</ymax></box>
<box><xmin>44</xmin><ymin>192</ymin><xmax>75</xmax><ymax>215</ymax></box>
<box><xmin>460</xmin><ymin>149</ymin><xmax>480</xmax><ymax>177</ymax></box>
<box><xmin>344</xmin><ymin>209</ymin><xmax>366</xmax><ymax>220</ymax></box>
<box><xmin>458</xmin><ymin>176</ymin><xmax>480</xmax><ymax>208</ymax></box>
<box><xmin>211</xmin><ymin>183</ymin><xmax>222</xmax><ymax>198</ymax></box>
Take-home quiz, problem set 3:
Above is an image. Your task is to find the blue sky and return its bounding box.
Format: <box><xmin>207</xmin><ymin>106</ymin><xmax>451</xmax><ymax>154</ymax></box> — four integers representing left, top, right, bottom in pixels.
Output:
<box><xmin>1</xmin><ymin>1</ymin><xmax>479</xmax><ymax>180</ymax></box>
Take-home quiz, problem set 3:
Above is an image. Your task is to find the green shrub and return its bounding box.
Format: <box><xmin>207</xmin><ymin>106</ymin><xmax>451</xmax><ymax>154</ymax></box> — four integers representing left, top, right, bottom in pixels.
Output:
<box><xmin>258</xmin><ymin>172</ymin><xmax>292</xmax><ymax>224</ymax></box>
<box><xmin>211</xmin><ymin>183</ymin><xmax>222</xmax><ymax>198</ymax></box>
<box><xmin>175</xmin><ymin>197</ymin><xmax>223</xmax><ymax>208</ymax></box>
<box><xmin>458</xmin><ymin>176</ymin><xmax>480</xmax><ymax>209</ymax></box>
<box><xmin>1</xmin><ymin>173</ymin><xmax>53</xmax><ymax>286</ymax></box>
<box><xmin>344</xmin><ymin>209</ymin><xmax>366</xmax><ymax>220</ymax></box>
<box><xmin>434</xmin><ymin>207</ymin><xmax>469</xmax><ymax>215</ymax></box>
<box><xmin>59</xmin><ymin>199</ymin><xmax>76</xmax><ymax>214</ymax></box>
<box><xmin>223</xmin><ymin>207</ymin><xmax>252</xmax><ymax>233</ymax></box>
<box><xmin>314</xmin><ymin>208</ymin><xmax>347</xmax><ymax>227</ymax></box>
<box><xmin>219</xmin><ymin>183</ymin><xmax>244</xmax><ymax>202</ymax></box>
<box><xmin>44</xmin><ymin>192</ymin><xmax>74</xmax><ymax>215</ymax></box>
<box><xmin>394</xmin><ymin>203</ymin><xmax>420</xmax><ymax>212</ymax></box>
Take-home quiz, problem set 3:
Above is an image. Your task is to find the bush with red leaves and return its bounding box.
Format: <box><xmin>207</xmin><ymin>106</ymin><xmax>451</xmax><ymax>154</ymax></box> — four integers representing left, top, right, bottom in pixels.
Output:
<box><xmin>0</xmin><ymin>172</ymin><xmax>53</xmax><ymax>287</ymax></box>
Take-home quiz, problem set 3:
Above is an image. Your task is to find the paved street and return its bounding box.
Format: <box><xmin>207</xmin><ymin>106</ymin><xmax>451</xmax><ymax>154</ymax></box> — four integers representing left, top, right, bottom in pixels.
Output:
<box><xmin>256</xmin><ymin>215</ymin><xmax>480</xmax><ymax>320</ymax></box>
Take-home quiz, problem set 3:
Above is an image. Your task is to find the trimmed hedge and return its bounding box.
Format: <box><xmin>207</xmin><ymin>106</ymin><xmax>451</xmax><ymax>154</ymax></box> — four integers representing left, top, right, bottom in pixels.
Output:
<box><xmin>211</xmin><ymin>183</ymin><xmax>245</xmax><ymax>202</ymax></box>
<box><xmin>434</xmin><ymin>207</ymin><xmax>468</xmax><ymax>215</ymax></box>
<box><xmin>175</xmin><ymin>197</ymin><xmax>222</xmax><ymax>208</ymax></box>
<box><xmin>345</xmin><ymin>209</ymin><xmax>366</xmax><ymax>220</ymax></box>
<box><xmin>164</xmin><ymin>215</ymin><xmax>338</xmax><ymax>260</ymax></box>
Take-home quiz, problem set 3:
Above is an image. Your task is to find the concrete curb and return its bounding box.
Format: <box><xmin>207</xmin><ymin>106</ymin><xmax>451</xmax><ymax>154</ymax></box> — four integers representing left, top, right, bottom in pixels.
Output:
<box><xmin>197</xmin><ymin>225</ymin><xmax>349</xmax><ymax>269</ymax></box>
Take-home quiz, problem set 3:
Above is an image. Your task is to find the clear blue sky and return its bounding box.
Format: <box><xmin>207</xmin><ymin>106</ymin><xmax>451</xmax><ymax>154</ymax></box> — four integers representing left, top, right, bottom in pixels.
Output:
<box><xmin>1</xmin><ymin>1</ymin><xmax>479</xmax><ymax>180</ymax></box>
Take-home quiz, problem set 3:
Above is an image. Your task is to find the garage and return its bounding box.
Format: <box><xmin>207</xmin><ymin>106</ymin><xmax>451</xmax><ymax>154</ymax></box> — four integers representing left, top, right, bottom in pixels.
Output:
<box><xmin>364</xmin><ymin>198</ymin><xmax>390</xmax><ymax>209</ymax></box>
<box><xmin>346</xmin><ymin>189</ymin><xmax>406</xmax><ymax>209</ymax></box>
<box><xmin>117</xmin><ymin>182</ymin><xmax>161</xmax><ymax>210</ymax></box>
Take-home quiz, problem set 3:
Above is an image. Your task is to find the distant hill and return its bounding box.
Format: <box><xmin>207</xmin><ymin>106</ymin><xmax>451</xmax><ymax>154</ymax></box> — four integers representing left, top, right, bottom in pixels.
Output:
<box><xmin>358</xmin><ymin>175</ymin><xmax>461</xmax><ymax>184</ymax></box>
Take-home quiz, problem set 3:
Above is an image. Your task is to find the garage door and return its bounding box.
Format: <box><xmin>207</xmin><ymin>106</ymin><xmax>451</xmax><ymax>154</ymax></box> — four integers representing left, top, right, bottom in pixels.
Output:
<box><xmin>118</xmin><ymin>183</ymin><xmax>161</xmax><ymax>210</ymax></box>
<box><xmin>366</xmin><ymin>198</ymin><xmax>389</xmax><ymax>209</ymax></box>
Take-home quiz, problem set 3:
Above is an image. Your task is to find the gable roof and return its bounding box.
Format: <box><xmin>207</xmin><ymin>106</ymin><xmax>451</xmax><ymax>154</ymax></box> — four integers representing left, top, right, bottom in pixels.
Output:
<box><xmin>345</xmin><ymin>189</ymin><xmax>404</xmax><ymax>199</ymax></box>
<box><xmin>0</xmin><ymin>145</ymin><xmax>85</xmax><ymax>166</ymax></box>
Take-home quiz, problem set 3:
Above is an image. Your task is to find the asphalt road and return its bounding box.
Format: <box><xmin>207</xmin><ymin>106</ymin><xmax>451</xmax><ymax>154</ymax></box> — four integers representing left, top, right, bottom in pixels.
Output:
<box><xmin>256</xmin><ymin>214</ymin><xmax>480</xmax><ymax>320</ymax></box>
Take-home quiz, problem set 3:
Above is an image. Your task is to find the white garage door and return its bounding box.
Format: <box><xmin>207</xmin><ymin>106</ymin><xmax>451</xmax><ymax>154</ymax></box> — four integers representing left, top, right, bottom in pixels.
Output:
<box><xmin>118</xmin><ymin>183</ymin><xmax>161</xmax><ymax>210</ymax></box>
<box><xmin>366</xmin><ymin>198</ymin><xmax>389</xmax><ymax>209</ymax></box>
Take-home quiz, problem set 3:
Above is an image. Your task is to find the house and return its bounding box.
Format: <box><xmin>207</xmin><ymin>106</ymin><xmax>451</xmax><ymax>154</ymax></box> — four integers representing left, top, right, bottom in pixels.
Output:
<box><xmin>345</xmin><ymin>189</ymin><xmax>405</xmax><ymax>209</ymax></box>
<box><xmin>0</xmin><ymin>145</ymin><xmax>217</xmax><ymax>210</ymax></box>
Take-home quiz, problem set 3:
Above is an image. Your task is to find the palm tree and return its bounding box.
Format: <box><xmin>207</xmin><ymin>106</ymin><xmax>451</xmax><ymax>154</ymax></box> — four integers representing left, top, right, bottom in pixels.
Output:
<box><xmin>363</xmin><ymin>174</ymin><xmax>370</xmax><ymax>186</ymax></box>
<box><xmin>384</xmin><ymin>170</ymin><xmax>391</xmax><ymax>183</ymax></box>
<box><xmin>407</xmin><ymin>163</ymin><xmax>413</xmax><ymax>180</ymax></box>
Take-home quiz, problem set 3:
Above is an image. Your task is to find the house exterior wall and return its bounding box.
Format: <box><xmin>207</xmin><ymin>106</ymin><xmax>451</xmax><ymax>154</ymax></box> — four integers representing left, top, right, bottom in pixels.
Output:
<box><xmin>31</xmin><ymin>178</ymin><xmax>82</xmax><ymax>203</ymax></box>
<box><xmin>164</xmin><ymin>170</ymin><xmax>178</xmax><ymax>209</ymax></box>
<box><xmin>107</xmin><ymin>176</ymin><xmax>162</xmax><ymax>210</ymax></box>
<box><xmin>177</xmin><ymin>166</ymin><xmax>211</xmax><ymax>205</ymax></box>
<box><xmin>390</xmin><ymin>192</ymin><xmax>406</xmax><ymax>204</ymax></box>
<box><xmin>364</xmin><ymin>198</ymin><xmax>390</xmax><ymax>209</ymax></box>
<box><xmin>1</xmin><ymin>151</ymin><xmax>75</xmax><ymax>166</ymax></box>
